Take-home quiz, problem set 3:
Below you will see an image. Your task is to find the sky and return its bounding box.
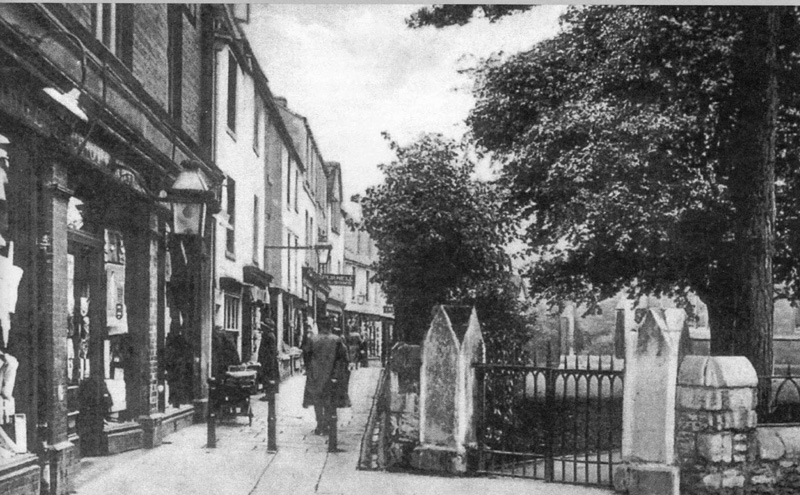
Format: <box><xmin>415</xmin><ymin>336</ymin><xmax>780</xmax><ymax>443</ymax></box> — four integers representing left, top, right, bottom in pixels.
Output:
<box><xmin>243</xmin><ymin>4</ymin><xmax>566</xmax><ymax>203</ymax></box>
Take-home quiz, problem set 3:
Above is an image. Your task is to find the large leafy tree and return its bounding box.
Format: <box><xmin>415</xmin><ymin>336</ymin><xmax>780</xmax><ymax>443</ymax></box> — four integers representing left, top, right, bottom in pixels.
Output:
<box><xmin>410</xmin><ymin>6</ymin><xmax>800</xmax><ymax>381</ymax></box>
<box><xmin>354</xmin><ymin>133</ymin><xmax>527</xmax><ymax>350</ymax></box>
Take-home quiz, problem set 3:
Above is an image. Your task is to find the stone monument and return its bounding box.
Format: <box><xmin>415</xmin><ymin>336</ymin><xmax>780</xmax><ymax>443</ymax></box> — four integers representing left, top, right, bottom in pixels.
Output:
<box><xmin>412</xmin><ymin>305</ymin><xmax>484</xmax><ymax>474</ymax></box>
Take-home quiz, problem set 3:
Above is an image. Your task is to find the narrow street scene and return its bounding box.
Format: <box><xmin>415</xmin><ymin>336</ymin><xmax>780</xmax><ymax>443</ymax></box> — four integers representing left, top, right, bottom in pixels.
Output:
<box><xmin>2</xmin><ymin>4</ymin><xmax>800</xmax><ymax>495</ymax></box>
<box><xmin>72</xmin><ymin>365</ymin><xmax>609</xmax><ymax>495</ymax></box>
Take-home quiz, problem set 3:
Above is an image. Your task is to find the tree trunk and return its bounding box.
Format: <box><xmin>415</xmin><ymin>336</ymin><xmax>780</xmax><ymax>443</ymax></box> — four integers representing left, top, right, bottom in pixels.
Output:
<box><xmin>710</xmin><ymin>8</ymin><xmax>778</xmax><ymax>388</ymax></box>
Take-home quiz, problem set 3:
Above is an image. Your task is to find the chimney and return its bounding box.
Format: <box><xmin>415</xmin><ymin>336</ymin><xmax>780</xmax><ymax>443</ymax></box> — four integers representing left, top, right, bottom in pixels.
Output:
<box><xmin>274</xmin><ymin>96</ymin><xmax>287</xmax><ymax>108</ymax></box>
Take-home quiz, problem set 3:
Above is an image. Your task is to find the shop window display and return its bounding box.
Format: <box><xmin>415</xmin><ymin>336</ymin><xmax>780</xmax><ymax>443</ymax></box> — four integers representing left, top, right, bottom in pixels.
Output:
<box><xmin>0</xmin><ymin>135</ymin><xmax>25</xmax><ymax>456</ymax></box>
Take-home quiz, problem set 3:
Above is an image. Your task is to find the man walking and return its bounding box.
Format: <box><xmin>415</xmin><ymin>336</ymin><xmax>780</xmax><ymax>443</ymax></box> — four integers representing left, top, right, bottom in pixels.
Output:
<box><xmin>302</xmin><ymin>318</ymin><xmax>350</xmax><ymax>435</ymax></box>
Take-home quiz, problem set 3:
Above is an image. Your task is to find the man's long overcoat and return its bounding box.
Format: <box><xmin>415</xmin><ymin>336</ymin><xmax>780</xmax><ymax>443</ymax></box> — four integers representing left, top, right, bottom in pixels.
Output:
<box><xmin>302</xmin><ymin>332</ymin><xmax>350</xmax><ymax>409</ymax></box>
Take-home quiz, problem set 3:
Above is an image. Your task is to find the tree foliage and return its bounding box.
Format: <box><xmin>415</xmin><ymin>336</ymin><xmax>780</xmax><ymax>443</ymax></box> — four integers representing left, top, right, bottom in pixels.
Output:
<box><xmin>406</xmin><ymin>5</ymin><xmax>533</xmax><ymax>29</ymax></box>
<box><xmin>462</xmin><ymin>6</ymin><xmax>800</xmax><ymax>376</ymax></box>
<box><xmin>354</xmin><ymin>133</ymin><xmax>530</xmax><ymax>350</ymax></box>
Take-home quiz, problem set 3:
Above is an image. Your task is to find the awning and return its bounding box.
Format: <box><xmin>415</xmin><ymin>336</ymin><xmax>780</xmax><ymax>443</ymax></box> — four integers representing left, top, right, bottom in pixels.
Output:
<box><xmin>219</xmin><ymin>276</ymin><xmax>241</xmax><ymax>293</ymax></box>
<box><xmin>243</xmin><ymin>265</ymin><xmax>272</xmax><ymax>289</ymax></box>
<box><xmin>245</xmin><ymin>285</ymin><xmax>268</xmax><ymax>306</ymax></box>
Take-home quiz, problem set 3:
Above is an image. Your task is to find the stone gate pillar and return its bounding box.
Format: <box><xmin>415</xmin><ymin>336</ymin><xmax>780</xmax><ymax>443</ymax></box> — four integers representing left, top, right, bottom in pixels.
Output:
<box><xmin>675</xmin><ymin>356</ymin><xmax>758</xmax><ymax>493</ymax></box>
<box><xmin>413</xmin><ymin>305</ymin><xmax>483</xmax><ymax>474</ymax></box>
<box><xmin>615</xmin><ymin>308</ymin><xmax>685</xmax><ymax>495</ymax></box>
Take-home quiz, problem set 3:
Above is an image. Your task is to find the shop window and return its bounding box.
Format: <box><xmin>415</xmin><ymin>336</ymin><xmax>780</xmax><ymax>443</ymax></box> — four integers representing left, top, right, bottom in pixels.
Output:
<box><xmin>227</xmin><ymin>51</ymin><xmax>238</xmax><ymax>132</ymax></box>
<box><xmin>223</xmin><ymin>293</ymin><xmax>240</xmax><ymax>331</ymax></box>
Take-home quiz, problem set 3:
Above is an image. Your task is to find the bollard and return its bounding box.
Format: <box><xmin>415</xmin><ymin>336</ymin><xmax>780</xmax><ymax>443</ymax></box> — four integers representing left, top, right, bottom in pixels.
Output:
<box><xmin>207</xmin><ymin>378</ymin><xmax>217</xmax><ymax>448</ymax></box>
<box><xmin>207</xmin><ymin>411</ymin><xmax>217</xmax><ymax>448</ymax></box>
<box><xmin>267</xmin><ymin>381</ymin><xmax>277</xmax><ymax>452</ymax></box>
<box><xmin>328</xmin><ymin>404</ymin><xmax>338</xmax><ymax>452</ymax></box>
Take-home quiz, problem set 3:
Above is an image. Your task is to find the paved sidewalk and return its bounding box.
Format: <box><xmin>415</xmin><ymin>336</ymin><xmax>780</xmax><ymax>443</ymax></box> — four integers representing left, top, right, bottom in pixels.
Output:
<box><xmin>74</xmin><ymin>366</ymin><xmax>613</xmax><ymax>495</ymax></box>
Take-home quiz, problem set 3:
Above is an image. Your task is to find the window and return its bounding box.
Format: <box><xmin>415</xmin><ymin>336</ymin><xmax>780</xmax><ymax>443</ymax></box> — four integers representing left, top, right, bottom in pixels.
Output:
<box><xmin>227</xmin><ymin>51</ymin><xmax>237</xmax><ymax>132</ymax></box>
<box><xmin>305</xmin><ymin>211</ymin><xmax>309</xmax><ymax>250</ymax></box>
<box><xmin>226</xmin><ymin>177</ymin><xmax>236</xmax><ymax>256</ymax></box>
<box><xmin>253</xmin><ymin>99</ymin><xmax>261</xmax><ymax>154</ymax></box>
<box><xmin>286</xmin><ymin>155</ymin><xmax>291</xmax><ymax>205</ymax></box>
<box><xmin>92</xmin><ymin>4</ymin><xmax>115</xmax><ymax>49</ymax></box>
<box><xmin>183</xmin><ymin>4</ymin><xmax>197</xmax><ymax>25</ymax></box>
<box><xmin>93</xmin><ymin>4</ymin><xmax>133</xmax><ymax>68</ymax></box>
<box><xmin>294</xmin><ymin>169</ymin><xmax>299</xmax><ymax>211</ymax></box>
<box><xmin>287</xmin><ymin>232</ymin><xmax>292</xmax><ymax>290</ymax></box>
<box><xmin>331</xmin><ymin>201</ymin><xmax>341</xmax><ymax>234</ymax></box>
<box><xmin>252</xmin><ymin>196</ymin><xmax>259</xmax><ymax>265</ymax></box>
<box><xmin>351</xmin><ymin>266</ymin><xmax>356</xmax><ymax>295</ymax></box>
<box><xmin>366</xmin><ymin>270</ymin><xmax>370</xmax><ymax>301</ymax></box>
<box><xmin>167</xmin><ymin>5</ymin><xmax>183</xmax><ymax>122</ymax></box>
<box><xmin>264</xmin><ymin>119</ymin><xmax>272</xmax><ymax>184</ymax></box>
<box><xmin>223</xmin><ymin>293</ymin><xmax>241</xmax><ymax>331</ymax></box>
<box><xmin>293</xmin><ymin>234</ymin><xmax>299</xmax><ymax>291</ymax></box>
<box><xmin>115</xmin><ymin>5</ymin><xmax>134</xmax><ymax>67</ymax></box>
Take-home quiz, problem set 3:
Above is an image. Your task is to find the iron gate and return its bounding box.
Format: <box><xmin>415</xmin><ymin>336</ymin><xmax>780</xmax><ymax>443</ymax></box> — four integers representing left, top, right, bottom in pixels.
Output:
<box><xmin>473</xmin><ymin>353</ymin><xmax>624</xmax><ymax>486</ymax></box>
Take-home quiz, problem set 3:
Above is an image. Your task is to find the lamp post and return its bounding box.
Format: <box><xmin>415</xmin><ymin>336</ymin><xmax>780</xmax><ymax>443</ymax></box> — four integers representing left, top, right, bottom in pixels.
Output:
<box><xmin>160</xmin><ymin>161</ymin><xmax>217</xmax><ymax>445</ymax></box>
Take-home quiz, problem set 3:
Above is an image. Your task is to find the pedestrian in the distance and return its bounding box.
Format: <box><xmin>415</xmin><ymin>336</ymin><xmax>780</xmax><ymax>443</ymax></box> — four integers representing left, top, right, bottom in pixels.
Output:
<box><xmin>257</xmin><ymin>319</ymin><xmax>280</xmax><ymax>401</ymax></box>
<box><xmin>302</xmin><ymin>317</ymin><xmax>350</xmax><ymax>435</ymax></box>
<box><xmin>358</xmin><ymin>332</ymin><xmax>369</xmax><ymax>368</ymax></box>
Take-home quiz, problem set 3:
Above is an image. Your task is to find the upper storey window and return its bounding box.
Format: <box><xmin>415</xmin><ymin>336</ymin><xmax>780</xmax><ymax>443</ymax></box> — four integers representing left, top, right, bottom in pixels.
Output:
<box><xmin>167</xmin><ymin>5</ymin><xmax>183</xmax><ymax>123</ymax></box>
<box><xmin>227</xmin><ymin>52</ymin><xmax>238</xmax><ymax>133</ymax></box>
<box><xmin>93</xmin><ymin>4</ymin><xmax>133</xmax><ymax>68</ymax></box>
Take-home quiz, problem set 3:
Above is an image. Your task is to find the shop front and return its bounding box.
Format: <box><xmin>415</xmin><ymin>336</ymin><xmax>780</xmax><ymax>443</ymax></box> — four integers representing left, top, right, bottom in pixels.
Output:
<box><xmin>273</xmin><ymin>290</ymin><xmax>305</xmax><ymax>379</ymax></box>
<box><xmin>0</xmin><ymin>48</ymin><xmax>218</xmax><ymax>494</ymax></box>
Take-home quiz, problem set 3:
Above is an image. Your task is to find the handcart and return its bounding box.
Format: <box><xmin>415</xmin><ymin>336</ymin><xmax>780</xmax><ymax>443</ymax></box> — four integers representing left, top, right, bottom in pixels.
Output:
<box><xmin>211</xmin><ymin>364</ymin><xmax>259</xmax><ymax>426</ymax></box>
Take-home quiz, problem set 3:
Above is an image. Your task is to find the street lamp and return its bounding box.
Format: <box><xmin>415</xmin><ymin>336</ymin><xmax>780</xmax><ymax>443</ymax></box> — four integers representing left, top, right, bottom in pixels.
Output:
<box><xmin>160</xmin><ymin>161</ymin><xmax>216</xmax><ymax>236</ymax></box>
<box><xmin>34</xmin><ymin>31</ymin><xmax>89</xmax><ymax>122</ymax></box>
<box><xmin>316</xmin><ymin>244</ymin><xmax>331</xmax><ymax>266</ymax></box>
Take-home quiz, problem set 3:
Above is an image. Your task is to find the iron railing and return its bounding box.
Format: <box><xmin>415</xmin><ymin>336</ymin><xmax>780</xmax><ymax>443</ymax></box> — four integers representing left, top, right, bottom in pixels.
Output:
<box><xmin>758</xmin><ymin>364</ymin><xmax>800</xmax><ymax>424</ymax></box>
<box><xmin>473</xmin><ymin>350</ymin><xmax>623</xmax><ymax>487</ymax></box>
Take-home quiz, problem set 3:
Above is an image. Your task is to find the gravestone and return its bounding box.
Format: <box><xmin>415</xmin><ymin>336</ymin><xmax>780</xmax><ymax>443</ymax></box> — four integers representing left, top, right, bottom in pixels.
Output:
<box><xmin>413</xmin><ymin>305</ymin><xmax>484</xmax><ymax>474</ymax></box>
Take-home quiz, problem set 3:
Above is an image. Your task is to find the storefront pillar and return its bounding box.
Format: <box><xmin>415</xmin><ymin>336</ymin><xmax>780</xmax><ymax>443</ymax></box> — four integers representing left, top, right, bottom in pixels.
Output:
<box><xmin>125</xmin><ymin>210</ymin><xmax>165</xmax><ymax>447</ymax></box>
<box><xmin>275</xmin><ymin>292</ymin><xmax>284</xmax><ymax>350</ymax></box>
<box><xmin>37</xmin><ymin>159</ymin><xmax>77</xmax><ymax>495</ymax></box>
<box><xmin>193</xmin><ymin>220</ymin><xmax>214</xmax><ymax>421</ymax></box>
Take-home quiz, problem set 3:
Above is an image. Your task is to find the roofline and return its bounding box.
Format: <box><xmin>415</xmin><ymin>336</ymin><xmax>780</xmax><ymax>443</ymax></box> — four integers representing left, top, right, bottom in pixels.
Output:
<box><xmin>217</xmin><ymin>5</ymin><xmax>306</xmax><ymax>171</ymax></box>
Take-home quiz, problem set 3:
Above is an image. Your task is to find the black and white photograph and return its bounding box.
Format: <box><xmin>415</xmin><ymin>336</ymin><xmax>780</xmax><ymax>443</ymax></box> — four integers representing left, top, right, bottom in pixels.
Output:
<box><xmin>0</xmin><ymin>3</ymin><xmax>797</xmax><ymax>494</ymax></box>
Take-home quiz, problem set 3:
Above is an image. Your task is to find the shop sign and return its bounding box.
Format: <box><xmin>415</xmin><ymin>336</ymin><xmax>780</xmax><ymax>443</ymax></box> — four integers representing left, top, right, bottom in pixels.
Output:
<box><xmin>66</xmin><ymin>132</ymin><xmax>111</xmax><ymax>168</ymax></box>
<box><xmin>321</xmin><ymin>273</ymin><xmax>354</xmax><ymax>286</ymax></box>
<box><xmin>384</xmin><ymin>305</ymin><xmax>394</xmax><ymax>314</ymax></box>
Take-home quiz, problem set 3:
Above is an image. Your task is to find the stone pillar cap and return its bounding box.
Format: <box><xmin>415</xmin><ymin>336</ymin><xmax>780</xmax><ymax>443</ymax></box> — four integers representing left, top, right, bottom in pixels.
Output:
<box><xmin>678</xmin><ymin>355</ymin><xmax>757</xmax><ymax>387</ymax></box>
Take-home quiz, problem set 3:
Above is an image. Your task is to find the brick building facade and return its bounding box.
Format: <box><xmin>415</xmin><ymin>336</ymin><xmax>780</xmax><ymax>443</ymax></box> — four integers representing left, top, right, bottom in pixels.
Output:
<box><xmin>0</xmin><ymin>4</ymin><xmax>220</xmax><ymax>494</ymax></box>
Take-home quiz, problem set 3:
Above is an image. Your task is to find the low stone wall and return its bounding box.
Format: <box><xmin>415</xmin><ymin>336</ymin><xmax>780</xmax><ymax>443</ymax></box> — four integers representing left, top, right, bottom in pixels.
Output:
<box><xmin>751</xmin><ymin>426</ymin><xmax>800</xmax><ymax>493</ymax></box>
<box><xmin>384</xmin><ymin>343</ymin><xmax>421</xmax><ymax>469</ymax></box>
<box><xmin>674</xmin><ymin>355</ymin><xmax>800</xmax><ymax>494</ymax></box>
